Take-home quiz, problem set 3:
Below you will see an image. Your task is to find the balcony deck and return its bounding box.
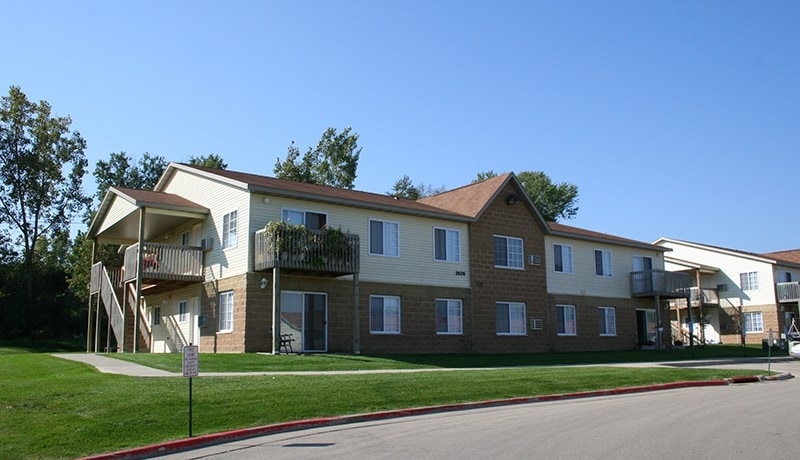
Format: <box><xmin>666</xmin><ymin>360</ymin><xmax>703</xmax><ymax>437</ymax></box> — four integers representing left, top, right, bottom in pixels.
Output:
<box><xmin>254</xmin><ymin>226</ymin><xmax>360</xmax><ymax>276</ymax></box>
<box><xmin>630</xmin><ymin>270</ymin><xmax>691</xmax><ymax>299</ymax></box>
<box><xmin>777</xmin><ymin>282</ymin><xmax>800</xmax><ymax>303</ymax></box>
<box><xmin>123</xmin><ymin>243</ymin><xmax>204</xmax><ymax>293</ymax></box>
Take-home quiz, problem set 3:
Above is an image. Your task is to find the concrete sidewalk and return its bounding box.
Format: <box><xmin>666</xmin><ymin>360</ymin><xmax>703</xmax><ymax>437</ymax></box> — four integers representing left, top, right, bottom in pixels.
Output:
<box><xmin>53</xmin><ymin>353</ymin><xmax>178</xmax><ymax>377</ymax></box>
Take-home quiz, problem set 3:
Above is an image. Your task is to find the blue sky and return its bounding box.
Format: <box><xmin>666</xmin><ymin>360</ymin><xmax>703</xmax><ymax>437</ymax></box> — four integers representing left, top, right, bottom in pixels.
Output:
<box><xmin>4</xmin><ymin>1</ymin><xmax>799</xmax><ymax>253</ymax></box>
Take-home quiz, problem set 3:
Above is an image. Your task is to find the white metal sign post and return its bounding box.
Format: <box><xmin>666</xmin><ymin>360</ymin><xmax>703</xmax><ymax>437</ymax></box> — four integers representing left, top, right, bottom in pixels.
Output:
<box><xmin>183</xmin><ymin>344</ymin><xmax>199</xmax><ymax>437</ymax></box>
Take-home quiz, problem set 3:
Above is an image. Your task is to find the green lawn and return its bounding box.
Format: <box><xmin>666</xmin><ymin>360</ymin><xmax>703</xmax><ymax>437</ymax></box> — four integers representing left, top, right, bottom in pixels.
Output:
<box><xmin>0</xmin><ymin>345</ymin><xmax>775</xmax><ymax>459</ymax></box>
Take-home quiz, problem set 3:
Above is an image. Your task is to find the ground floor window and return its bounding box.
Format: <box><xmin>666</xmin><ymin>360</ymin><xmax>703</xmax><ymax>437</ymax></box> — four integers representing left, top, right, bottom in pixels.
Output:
<box><xmin>219</xmin><ymin>291</ymin><xmax>234</xmax><ymax>332</ymax></box>
<box><xmin>598</xmin><ymin>306</ymin><xmax>616</xmax><ymax>336</ymax></box>
<box><xmin>152</xmin><ymin>306</ymin><xmax>161</xmax><ymax>326</ymax></box>
<box><xmin>496</xmin><ymin>302</ymin><xmax>526</xmax><ymax>335</ymax></box>
<box><xmin>557</xmin><ymin>304</ymin><xmax>576</xmax><ymax>336</ymax></box>
<box><xmin>743</xmin><ymin>311</ymin><xmax>764</xmax><ymax>333</ymax></box>
<box><xmin>436</xmin><ymin>299</ymin><xmax>462</xmax><ymax>334</ymax></box>
<box><xmin>370</xmin><ymin>295</ymin><xmax>401</xmax><ymax>334</ymax></box>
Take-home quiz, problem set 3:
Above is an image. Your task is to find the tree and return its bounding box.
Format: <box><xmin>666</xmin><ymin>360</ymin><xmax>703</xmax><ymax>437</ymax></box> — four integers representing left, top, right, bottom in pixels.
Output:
<box><xmin>475</xmin><ymin>170</ymin><xmax>579</xmax><ymax>222</ymax></box>
<box><xmin>0</xmin><ymin>86</ymin><xmax>90</xmax><ymax>316</ymax></box>
<box><xmin>188</xmin><ymin>153</ymin><xmax>227</xmax><ymax>170</ymax></box>
<box><xmin>388</xmin><ymin>175</ymin><xmax>447</xmax><ymax>199</ymax></box>
<box><xmin>92</xmin><ymin>152</ymin><xmax>168</xmax><ymax>204</ymax></box>
<box><xmin>274</xmin><ymin>127</ymin><xmax>361</xmax><ymax>188</ymax></box>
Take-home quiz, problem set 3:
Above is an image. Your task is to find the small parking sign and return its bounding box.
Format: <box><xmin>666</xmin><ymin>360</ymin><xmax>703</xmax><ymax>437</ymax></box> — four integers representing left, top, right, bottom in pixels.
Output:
<box><xmin>183</xmin><ymin>345</ymin><xmax>199</xmax><ymax>377</ymax></box>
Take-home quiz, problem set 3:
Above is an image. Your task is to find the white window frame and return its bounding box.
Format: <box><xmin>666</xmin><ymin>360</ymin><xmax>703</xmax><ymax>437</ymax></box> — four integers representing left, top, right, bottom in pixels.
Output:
<box><xmin>779</xmin><ymin>271</ymin><xmax>792</xmax><ymax>283</ymax></box>
<box><xmin>434</xmin><ymin>227</ymin><xmax>461</xmax><ymax>262</ymax></box>
<box><xmin>494</xmin><ymin>235</ymin><xmax>524</xmax><ymax>269</ymax></box>
<box><xmin>370</xmin><ymin>295</ymin><xmax>401</xmax><ymax>334</ymax></box>
<box><xmin>152</xmin><ymin>306</ymin><xmax>161</xmax><ymax>326</ymax></box>
<box><xmin>496</xmin><ymin>302</ymin><xmax>527</xmax><ymax>336</ymax></box>
<box><xmin>281</xmin><ymin>208</ymin><xmax>328</xmax><ymax>230</ymax></box>
<box><xmin>369</xmin><ymin>219</ymin><xmax>400</xmax><ymax>257</ymax></box>
<box><xmin>557</xmin><ymin>304</ymin><xmax>577</xmax><ymax>336</ymax></box>
<box><xmin>594</xmin><ymin>249</ymin><xmax>612</xmax><ymax>277</ymax></box>
<box><xmin>553</xmin><ymin>243</ymin><xmax>574</xmax><ymax>274</ymax></box>
<box><xmin>219</xmin><ymin>291</ymin><xmax>234</xmax><ymax>332</ymax></box>
<box><xmin>435</xmin><ymin>299</ymin><xmax>463</xmax><ymax>335</ymax></box>
<box><xmin>178</xmin><ymin>300</ymin><xmax>188</xmax><ymax>324</ymax></box>
<box><xmin>743</xmin><ymin>311</ymin><xmax>764</xmax><ymax>334</ymax></box>
<box><xmin>598</xmin><ymin>306</ymin><xmax>616</xmax><ymax>336</ymax></box>
<box><xmin>740</xmin><ymin>271</ymin><xmax>759</xmax><ymax>291</ymax></box>
<box><xmin>222</xmin><ymin>210</ymin><xmax>238</xmax><ymax>249</ymax></box>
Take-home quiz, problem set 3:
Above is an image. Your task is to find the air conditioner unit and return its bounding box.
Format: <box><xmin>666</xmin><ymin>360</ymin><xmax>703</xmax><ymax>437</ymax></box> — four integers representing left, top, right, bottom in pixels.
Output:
<box><xmin>528</xmin><ymin>254</ymin><xmax>542</xmax><ymax>266</ymax></box>
<box><xmin>197</xmin><ymin>315</ymin><xmax>208</xmax><ymax>328</ymax></box>
<box><xmin>200</xmin><ymin>237</ymin><xmax>213</xmax><ymax>251</ymax></box>
<box><xmin>530</xmin><ymin>318</ymin><xmax>544</xmax><ymax>330</ymax></box>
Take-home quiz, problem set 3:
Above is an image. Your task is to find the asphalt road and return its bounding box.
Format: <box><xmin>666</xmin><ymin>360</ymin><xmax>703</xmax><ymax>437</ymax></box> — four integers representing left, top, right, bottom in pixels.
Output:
<box><xmin>157</xmin><ymin>358</ymin><xmax>800</xmax><ymax>460</ymax></box>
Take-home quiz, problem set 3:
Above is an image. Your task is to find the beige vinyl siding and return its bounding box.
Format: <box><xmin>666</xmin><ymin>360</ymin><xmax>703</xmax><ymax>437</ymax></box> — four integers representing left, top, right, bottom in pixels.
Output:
<box><xmin>250</xmin><ymin>194</ymin><xmax>471</xmax><ymax>288</ymax></box>
<box><xmin>97</xmin><ymin>196</ymin><xmax>137</xmax><ymax>235</ymax></box>
<box><xmin>660</xmin><ymin>241</ymin><xmax>777</xmax><ymax>307</ymax></box>
<box><xmin>546</xmin><ymin>236</ymin><xmax>664</xmax><ymax>299</ymax></box>
<box><xmin>162</xmin><ymin>169</ymin><xmax>251</xmax><ymax>279</ymax></box>
<box><xmin>145</xmin><ymin>286</ymin><xmax>202</xmax><ymax>353</ymax></box>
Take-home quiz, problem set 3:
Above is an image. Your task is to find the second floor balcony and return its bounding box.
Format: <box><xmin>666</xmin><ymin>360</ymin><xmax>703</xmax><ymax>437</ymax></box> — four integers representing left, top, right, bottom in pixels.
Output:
<box><xmin>254</xmin><ymin>224</ymin><xmax>360</xmax><ymax>276</ymax></box>
<box><xmin>690</xmin><ymin>287</ymin><xmax>719</xmax><ymax>306</ymax></box>
<box><xmin>777</xmin><ymin>281</ymin><xmax>800</xmax><ymax>303</ymax></box>
<box><xmin>630</xmin><ymin>270</ymin><xmax>691</xmax><ymax>299</ymax></box>
<box><xmin>123</xmin><ymin>242</ymin><xmax>204</xmax><ymax>284</ymax></box>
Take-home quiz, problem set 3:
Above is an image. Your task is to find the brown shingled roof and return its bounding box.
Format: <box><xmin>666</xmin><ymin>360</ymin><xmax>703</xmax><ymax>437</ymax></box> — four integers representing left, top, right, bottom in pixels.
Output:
<box><xmin>763</xmin><ymin>249</ymin><xmax>800</xmax><ymax>265</ymax></box>
<box><xmin>417</xmin><ymin>173</ymin><xmax>512</xmax><ymax>219</ymax></box>
<box><xmin>112</xmin><ymin>186</ymin><xmax>208</xmax><ymax>211</ymax></box>
<box><xmin>549</xmin><ymin>222</ymin><xmax>667</xmax><ymax>252</ymax></box>
<box><xmin>172</xmin><ymin>164</ymin><xmax>470</xmax><ymax>221</ymax></box>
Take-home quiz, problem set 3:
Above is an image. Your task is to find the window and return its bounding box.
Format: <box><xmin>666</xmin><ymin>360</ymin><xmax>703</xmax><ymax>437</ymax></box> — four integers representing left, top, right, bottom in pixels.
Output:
<box><xmin>779</xmin><ymin>271</ymin><xmax>793</xmax><ymax>283</ymax></box>
<box><xmin>222</xmin><ymin>210</ymin><xmax>238</xmax><ymax>249</ymax></box>
<box><xmin>633</xmin><ymin>255</ymin><xmax>653</xmax><ymax>272</ymax></box>
<box><xmin>282</xmin><ymin>209</ymin><xmax>327</xmax><ymax>230</ymax></box>
<box><xmin>553</xmin><ymin>244</ymin><xmax>573</xmax><ymax>273</ymax></box>
<box><xmin>219</xmin><ymin>291</ymin><xmax>234</xmax><ymax>332</ymax></box>
<box><xmin>435</xmin><ymin>299</ymin><xmax>462</xmax><ymax>334</ymax></box>
<box><xmin>181</xmin><ymin>231</ymin><xmax>190</xmax><ymax>246</ymax></box>
<box><xmin>740</xmin><ymin>272</ymin><xmax>759</xmax><ymax>291</ymax></box>
<box><xmin>598</xmin><ymin>307</ymin><xmax>616</xmax><ymax>336</ymax></box>
<box><xmin>556</xmin><ymin>305</ymin><xmax>576</xmax><ymax>336</ymax></box>
<box><xmin>178</xmin><ymin>300</ymin><xmax>188</xmax><ymax>323</ymax></box>
<box><xmin>434</xmin><ymin>228</ymin><xmax>460</xmax><ymax>262</ymax></box>
<box><xmin>743</xmin><ymin>311</ymin><xmax>764</xmax><ymax>333</ymax></box>
<box><xmin>152</xmin><ymin>307</ymin><xmax>161</xmax><ymax>326</ymax></box>
<box><xmin>370</xmin><ymin>295</ymin><xmax>401</xmax><ymax>334</ymax></box>
<box><xmin>595</xmin><ymin>249</ymin><xmax>612</xmax><ymax>277</ymax></box>
<box><xmin>494</xmin><ymin>235</ymin><xmax>523</xmax><ymax>269</ymax></box>
<box><xmin>369</xmin><ymin>219</ymin><xmax>399</xmax><ymax>256</ymax></box>
<box><xmin>496</xmin><ymin>302</ymin><xmax>526</xmax><ymax>335</ymax></box>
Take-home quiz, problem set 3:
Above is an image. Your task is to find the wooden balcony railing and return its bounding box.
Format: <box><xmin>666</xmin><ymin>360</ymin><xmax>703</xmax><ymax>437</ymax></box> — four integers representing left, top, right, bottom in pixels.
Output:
<box><xmin>630</xmin><ymin>270</ymin><xmax>691</xmax><ymax>298</ymax></box>
<box><xmin>254</xmin><ymin>224</ymin><xmax>360</xmax><ymax>275</ymax></box>
<box><xmin>777</xmin><ymin>281</ymin><xmax>800</xmax><ymax>303</ymax></box>
<box><xmin>123</xmin><ymin>242</ymin><xmax>204</xmax><ymax>283</ymax></box>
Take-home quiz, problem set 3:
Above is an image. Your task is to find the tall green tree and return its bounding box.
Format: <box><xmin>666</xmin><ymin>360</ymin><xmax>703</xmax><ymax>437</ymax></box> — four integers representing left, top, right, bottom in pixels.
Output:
<box><xmin>0</xmin><ymin>86</ymin><xmax>89</xmax><ymax>315</ymax></box>
<box><xmin>92</xmin><ymin>152</ymin><xmax>168</xmax><ymax>205</ymax></box>
<box><xmin>188</xmin><ymin>153</ymin><xmax>227</xmax><ymax>170</ymax></box>
<box><xmin>274</xmin><ymin>127</ymin><xmax>361</xmax><ymax>189</ymax></box>
<box><xmin>475</xmin><ymin>170</ymin><xmax>579</xmax><ymax>222</ymax></box>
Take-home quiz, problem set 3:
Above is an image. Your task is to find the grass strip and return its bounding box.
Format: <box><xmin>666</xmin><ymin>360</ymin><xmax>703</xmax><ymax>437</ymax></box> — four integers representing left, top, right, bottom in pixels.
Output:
<box><xmin>0</xmin><ymin>352</ymin><xmax>766</xmax><ymax>459</ymax></box>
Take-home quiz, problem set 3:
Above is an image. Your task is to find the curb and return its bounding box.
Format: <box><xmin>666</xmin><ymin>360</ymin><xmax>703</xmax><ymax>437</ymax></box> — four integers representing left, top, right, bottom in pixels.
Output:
<box><xmin>80</xmin><ymin>373</ymin><xmax>793</xmax><ymax>460</ymax></box>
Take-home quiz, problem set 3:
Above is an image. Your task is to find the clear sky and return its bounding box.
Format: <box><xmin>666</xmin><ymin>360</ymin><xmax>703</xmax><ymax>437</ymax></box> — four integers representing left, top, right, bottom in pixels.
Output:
<box><xmin>3</xmin><ymin>1</ymin><xmax>798</xmax><ymax>253</ymax></box>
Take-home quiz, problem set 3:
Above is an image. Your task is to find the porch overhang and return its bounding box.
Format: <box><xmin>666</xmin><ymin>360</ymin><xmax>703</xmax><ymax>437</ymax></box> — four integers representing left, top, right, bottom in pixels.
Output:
<box><xmin>88</xmin><ymin>186</ymin><xmax>209</xmax><ymax>245</ymax></box>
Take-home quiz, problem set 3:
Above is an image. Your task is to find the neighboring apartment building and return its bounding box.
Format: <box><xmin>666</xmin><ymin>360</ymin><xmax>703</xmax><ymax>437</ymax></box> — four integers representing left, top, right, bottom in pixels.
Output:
<box><xmin>87</xmin><ymin>163</ymin><xmax>685</xmax><ymax>354</ymax></box>
<box><xmin>655</xmin><ymin>238</ymin><xmax>800</xmax><ymax>346</ymax></box>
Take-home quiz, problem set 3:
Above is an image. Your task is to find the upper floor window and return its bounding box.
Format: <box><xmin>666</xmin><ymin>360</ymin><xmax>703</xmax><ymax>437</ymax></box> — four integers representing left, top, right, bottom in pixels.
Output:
<box><xmin>369</xmin><ymin>219</ymin><xmax>399</xmax><ymax>257</ymax></box>
<box><xmin>434</xmin><ymin>228</ymin><xmax>460</xmax><ymax>262</ymax></box>
<box><xmin>595</xmin><ymin>249</ymin><xmax>612</xmax><ymax>277</ymax></box>
<box><xmin>494</xmin><ymin>235</ymin><xmax>523</xmax><ymax>269</ymax></box>
<box><xmin>435</xmin><ymin>299</ymin><xmax>463</xmax><ymax>335</ymax></box>
<box><xmin>633</xmin><ymin>255</ymin><xmax>653</xmax><ymax>272</ymax></box>
<box><xmin>370</xmin><ymin>295</ymin><xmax>401</xmax><ymax>334</ymax></box>
<box><xmin>282</xmin><ymin>209</ymin><xmax>327</xmax><ymax>230</ymax></box>
<box><xmin>740</xmin><ymin>272</ymin><xmax>759</xmax><ymax>291</ymax></box>
<box><xmin>553</xmin><ymin>244</ymin><xmax>573</xmax><ymax>273</ymax></box>
<box><xmin>496</xmin><ymin>302</ymin><xmax>526</xmax><ymax>335</ymax></box>
<box><xmin>222</xmin><ymin>210</ymin><xmax>238</xmax><ymax>249</ymax></box>
<box><xmin>779</xmin><ymin>271</ymin><xmax>792</xmax><ymax>283</ymax></box>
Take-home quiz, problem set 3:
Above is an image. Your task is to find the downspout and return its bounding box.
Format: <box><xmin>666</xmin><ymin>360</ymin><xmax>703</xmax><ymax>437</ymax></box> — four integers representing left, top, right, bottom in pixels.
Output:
<box><xmin>272</xmin><ymin>267</ymin><xmax>281</xmax><ymax>354</ymax></box>
<box><xmin>353</xmin><ymin>273</ymin><xmax>360</xmax><ymax>354</ymax></box>
<box><xmin>86</xmin><ymin>240</ymin><xmax>96</xmax><ymax>352</ymax></box>
<box><xmin>134</xmin><ymin>207</ymin><xmax>146</xmax><ymax>353</ymax></box>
